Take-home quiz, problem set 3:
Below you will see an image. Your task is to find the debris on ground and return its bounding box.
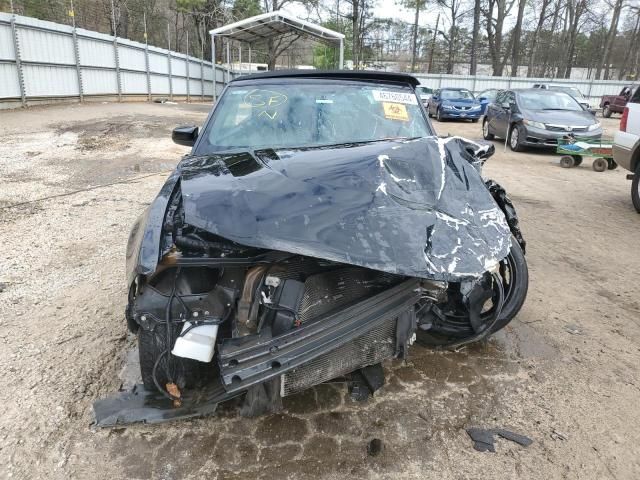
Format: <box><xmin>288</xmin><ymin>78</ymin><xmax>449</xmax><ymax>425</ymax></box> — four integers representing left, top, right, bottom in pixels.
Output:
<box><xmin>367</xmin><ymin>438</ymin><xmax>384</xmax><ymax>456</ymax></box>
<box><xmin>466</xmin><ymin>427</ymin><xmax>533</xmax><ymax>452</ymax></box>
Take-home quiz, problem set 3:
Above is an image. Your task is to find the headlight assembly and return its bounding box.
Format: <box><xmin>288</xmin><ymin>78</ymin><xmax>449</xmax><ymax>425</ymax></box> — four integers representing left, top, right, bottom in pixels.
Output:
<box><xmin>588</xmin><ymin>122</ymin><xmax>601</xmax><ymax>131</ymax></box>
<box><xmin>523</xmin><ymin>119</ymin><xmax>546</xmax><ymax>130</ymax></box>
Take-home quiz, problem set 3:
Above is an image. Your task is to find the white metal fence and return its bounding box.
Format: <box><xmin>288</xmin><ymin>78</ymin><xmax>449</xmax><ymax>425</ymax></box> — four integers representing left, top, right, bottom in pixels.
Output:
<box><xmin>414</xmin><ymin>74</ymin><xmax>631</xmax><ymax>104</ymax></box>
<box><xmin>0</xmin><ymin>12</ymin><xmax>235</xmax><ymax>108</ymax></box>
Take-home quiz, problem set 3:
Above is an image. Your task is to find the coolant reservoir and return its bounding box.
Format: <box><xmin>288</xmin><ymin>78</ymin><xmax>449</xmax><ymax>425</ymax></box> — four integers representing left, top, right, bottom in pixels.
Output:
<box><xmin>171</xmin><ymin>322</ymin><xmax>218</xmax><ymax>363</ymax></box>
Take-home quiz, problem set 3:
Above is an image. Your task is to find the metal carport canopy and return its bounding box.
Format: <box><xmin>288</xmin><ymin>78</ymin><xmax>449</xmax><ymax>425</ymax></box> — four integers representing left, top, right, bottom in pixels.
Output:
<box><xmin>209</xmin><ymin>10</ymin><xmax>345</xmax><ymax>94</ymax></box>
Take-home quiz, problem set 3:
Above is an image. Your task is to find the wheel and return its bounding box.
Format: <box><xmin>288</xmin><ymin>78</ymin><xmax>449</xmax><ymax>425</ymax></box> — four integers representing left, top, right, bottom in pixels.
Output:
<box><xmin>632</xmin><ymin>165</ymin><xmax>640</xmax><ymax>213</ymax></box>
<box><xmin>138</xmin><ymin>325</ymin><xmax>212</xmax><ymax>393</ymax></box>
<box><xmin>508</xmin><ymin>124</ymin><xmax>525</xmax><ymax>152</ymax></box>
<box><xmin>436</xmin><ymin>108</ymin><xmax>444</xmax><ymax>122</ymax></box>
<box><xmin>592</xmin><ymin>157</ymin><xmax>608</xmax><ymax>172</ymax></box>
<box><xmin>603</xmin><ymin>104</ymin><xmax>612</xmax><ymax>118</ymax></box>
<box><xmin>482</xmin><ymin>118</ymin><xmax>495</xmax><ymax>140</ymax></box>
<box><xmin>489</xmin><ymin>239</ymin><xmax>529</xmax><ymax>332</ymax></box>
<box><xmin>607</xmin><ymin>159</ymin><xmax>618</xmax><ymax>170</ymax></box>
<box><xmin>560</xmin><ymin>155</ymin><xmax>575</xmax><ymax>168</ymax></box>
<box><xmin>428</xmin><ymin>107</ymin><xmax>433</xmax><ymax>118</ymax></box>
<box><xmin>572</xmin><ymin>155</ymin><xmax>583</xmax><ymax>166</ymax></box>
<box><xmin>416</xmin><ymin>239</ymin><xmax>528</xmax><ymax>345</ymax></box>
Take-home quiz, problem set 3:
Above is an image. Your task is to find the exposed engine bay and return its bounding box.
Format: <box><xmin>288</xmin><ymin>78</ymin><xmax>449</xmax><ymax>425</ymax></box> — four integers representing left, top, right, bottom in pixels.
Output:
<box><xmin>94</xmin><ymin>136</ymin><xmax>527</xmax><ymax>426</ymax></box>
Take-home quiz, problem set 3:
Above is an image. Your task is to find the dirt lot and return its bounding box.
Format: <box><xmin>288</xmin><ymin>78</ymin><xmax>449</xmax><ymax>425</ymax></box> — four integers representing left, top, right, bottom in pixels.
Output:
<box><xmin>1</xmin><ymin>101</ymin><xmax>639</xmax><ymax>480</ymax></box>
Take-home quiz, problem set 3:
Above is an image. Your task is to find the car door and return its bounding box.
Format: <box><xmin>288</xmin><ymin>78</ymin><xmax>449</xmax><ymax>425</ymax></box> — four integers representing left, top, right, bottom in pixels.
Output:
<box><xmin>487</xmin><ymin>91</ymin><xmax>509</xmax><ymax>137</ymax></box>
<box><xmin>429</xmin><ymin>90</ymin><xmax>440</xmax><ymax>115</ymax></box>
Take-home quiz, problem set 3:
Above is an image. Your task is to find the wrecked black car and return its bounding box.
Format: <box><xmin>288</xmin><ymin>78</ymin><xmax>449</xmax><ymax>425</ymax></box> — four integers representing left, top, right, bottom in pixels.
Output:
<box><xmin>95</xmin><ymin>71</ymin><xmax>528</xmax><ymax>425</ymax></box>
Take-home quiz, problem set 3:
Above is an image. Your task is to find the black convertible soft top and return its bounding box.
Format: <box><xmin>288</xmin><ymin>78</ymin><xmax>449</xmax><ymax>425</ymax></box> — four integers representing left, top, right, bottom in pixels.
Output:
<box><xmin>230</xmin><ymin>69</ymin><xmax>421</xmax><ymax>87</ymax></box>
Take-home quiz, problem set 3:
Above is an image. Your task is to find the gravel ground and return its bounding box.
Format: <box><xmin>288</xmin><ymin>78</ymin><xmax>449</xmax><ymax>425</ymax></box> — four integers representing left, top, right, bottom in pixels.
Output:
<box><xmin>1</xmin><ymin>102</ymin><xmax>639</xmax><ymax>480</ymax></box>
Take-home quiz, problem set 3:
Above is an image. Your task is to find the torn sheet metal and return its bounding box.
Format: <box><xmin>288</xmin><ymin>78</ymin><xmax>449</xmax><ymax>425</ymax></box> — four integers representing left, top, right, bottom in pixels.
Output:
<box><xmin>176</xmin><ymin>136</ymin><xmax>511</xmax><ymax>281</ymax></box>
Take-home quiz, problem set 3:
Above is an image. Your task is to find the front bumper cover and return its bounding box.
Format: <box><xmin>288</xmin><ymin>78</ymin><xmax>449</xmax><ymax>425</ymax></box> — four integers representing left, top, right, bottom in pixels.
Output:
<box><xmin>521</xmin><ymin>125</ymin><xmax>603</xmax><ymax>147</ymax></box>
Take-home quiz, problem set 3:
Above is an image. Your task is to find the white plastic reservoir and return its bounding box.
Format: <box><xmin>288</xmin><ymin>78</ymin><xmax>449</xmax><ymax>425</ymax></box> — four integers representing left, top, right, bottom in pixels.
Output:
<box><xmin>171</xmin><ymin>322</ymin><xmax>218</xmax><ymax>363</ymax></box>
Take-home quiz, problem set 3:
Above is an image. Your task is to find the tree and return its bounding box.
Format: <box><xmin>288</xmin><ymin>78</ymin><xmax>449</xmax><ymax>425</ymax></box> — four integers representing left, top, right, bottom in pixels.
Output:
<box><xmin>469</xmin><ymin>0</ymin><xmax>480</xmax><ymax>74</ymax></box>
<box><xmin>526</xmin><ymin>0</ymin><xmax>553</xmax><ymax>77</ymax></box>
<box><xmin>596</xmin><ymin>0</ymin><xmax>624</xmax><ymax>79</ymax></box>
<box><xmin>483</xmin><ymin>0</ymin><xmax>517</xmax><ymax>76</ymax></box>
<box><xmin>399</xmin><ymin>0</ymin><xmax>429</xmax><ymax>72</ymax></box>
<box><xmin>437</xmin><ymin>0</ymin><xmax>468</xmax><ymax>74</ymax></box>
<box><xmin>508</xmin><ymin>0</ymin><xmax>526</xmax><ymax>76</ymax></box>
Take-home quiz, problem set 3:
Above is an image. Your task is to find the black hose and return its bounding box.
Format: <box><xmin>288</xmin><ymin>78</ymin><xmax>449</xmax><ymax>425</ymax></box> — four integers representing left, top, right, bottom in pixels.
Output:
<box><xmin>151</xmin><ymin>268</ymin><xmax>181</xmax><ymax>402</ymax></box>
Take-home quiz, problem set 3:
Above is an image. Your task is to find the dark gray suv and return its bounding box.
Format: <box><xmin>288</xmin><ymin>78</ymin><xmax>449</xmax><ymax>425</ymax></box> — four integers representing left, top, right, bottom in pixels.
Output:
<box><xmin>483</xmin><ymin>89</ymin><xmax>603</xmax><ymax>151</ymax></box>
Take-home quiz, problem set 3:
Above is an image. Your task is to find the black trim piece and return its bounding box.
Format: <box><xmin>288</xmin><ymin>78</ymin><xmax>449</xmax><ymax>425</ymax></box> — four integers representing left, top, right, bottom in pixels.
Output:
<box><xmin>218</xmin><ymin>278</ymin><xmax>421</xmax><ymax>393</ymax></box>
<box><xmin>230</xmin><ymin>69</ymin><xmax>420</xmax><ymax>87</ymax></box>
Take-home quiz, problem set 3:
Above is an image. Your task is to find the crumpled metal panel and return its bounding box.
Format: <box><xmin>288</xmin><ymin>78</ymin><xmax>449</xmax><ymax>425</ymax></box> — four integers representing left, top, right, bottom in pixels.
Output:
<box><xmin>178</xmin><ymin>136</ymin><xmax>511</xmax><ymax>281</ymax></box>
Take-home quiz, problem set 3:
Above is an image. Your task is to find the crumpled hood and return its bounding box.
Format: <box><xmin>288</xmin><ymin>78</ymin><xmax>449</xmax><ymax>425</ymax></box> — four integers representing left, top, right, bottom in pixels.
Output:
<box><xmin>178</xmin><ymin>136</ymin><xmax>512</xmax><ymax>280</ymax></box>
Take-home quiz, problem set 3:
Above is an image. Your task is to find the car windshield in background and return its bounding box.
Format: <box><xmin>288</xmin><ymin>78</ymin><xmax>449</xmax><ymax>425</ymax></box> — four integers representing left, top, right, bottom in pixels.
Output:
<box><xmin>550</xmin><ymin>86</ymin><xmax>585</xmax><ymax>99</ymax></box>
<box><xmin>417</xmin><ymin>86</ymin><xmax>433</xmax><ymax>95</ymax></box>
<box><xmin>518</xmin><ymin>91</ymin><xmax>583</xmax><ymax>111</ymax></box>
<box><xmin>441</xmin><ymin>89</ymin><xmax>474</xmax><ymax>100</ymax></box>
<box><xmin>195</xmin><ymin>82</ymin><xmax>431</xmax><ymax>154</ymax></box>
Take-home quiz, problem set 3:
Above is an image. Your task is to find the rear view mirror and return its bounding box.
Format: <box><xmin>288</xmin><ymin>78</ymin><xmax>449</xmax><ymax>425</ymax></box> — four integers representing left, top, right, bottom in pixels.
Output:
<box><xmin>172</xmin><ymin>126</ymin><xmax>198</xmax><ymax>147</ymax></box>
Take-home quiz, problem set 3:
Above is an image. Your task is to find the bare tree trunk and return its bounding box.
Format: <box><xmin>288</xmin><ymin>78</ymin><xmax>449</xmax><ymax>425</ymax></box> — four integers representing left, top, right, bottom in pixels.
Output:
<box><xmin>410</xmin><ymin>1</ymin><xmax>421</xmax><ymax>72</ymax></box>
<box><xmin>618</xmin><ymin>11</ymin><xmax>640</xmax><ymax>80</ymax></box>
<box><xmin>470</xmin><ymin>0</ymin><xmax>480</xmax><ymax>74</ymax></box>
<box><xmin>526</xmin><ymin>0</ymin><xmax>551</xmax><ymax>77</ymax></box>
<box><xmin>597</xmin><ymin>0</ymin><xmax>623</xmax><ymax>79</ymax></box>
<box><xmin>509</xmin><ymin>0</ymin><xmax>526</xmax><ymax>76</ymax></box>
<box><xmin>352</xmin><ymin>0</ymin><xmax>360</xmax><ymax>68</ymax></box>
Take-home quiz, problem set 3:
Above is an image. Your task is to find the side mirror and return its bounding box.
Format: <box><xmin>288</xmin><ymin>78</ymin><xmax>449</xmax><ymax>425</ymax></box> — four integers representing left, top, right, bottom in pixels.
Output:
<box><xmin>479</xmin><ymin>97</ymin><xmax>487</xmax><ymax>102</ymax></box>
<box><xmin>473</xmin><ymin>141</ymin><xmax>495</xmax><ymax>161</ymax></box>
<box><xmin>172</xmin><ymin>125</ymin><xmax>198</xmax><ymax>146</ymax></box>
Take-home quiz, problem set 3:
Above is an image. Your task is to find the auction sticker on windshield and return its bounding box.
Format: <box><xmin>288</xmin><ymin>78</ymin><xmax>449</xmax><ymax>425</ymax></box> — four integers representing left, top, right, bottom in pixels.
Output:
<box><xmin>372</xmin><ymin>90</ymin><xmax>418</xmax><ymax>105</ymax></box>
<box><xmin>382</xmin><ymin>102</ymin><xmax>409</xmax><ymax>121</ymax></box>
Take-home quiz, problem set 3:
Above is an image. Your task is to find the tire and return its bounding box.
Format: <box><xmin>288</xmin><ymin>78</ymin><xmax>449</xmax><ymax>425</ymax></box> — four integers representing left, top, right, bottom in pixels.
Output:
<box><xmin>509</xmin><ymin>124</ymin><xmax>525</xmax><ymax>152</ymax></box>
<box><xmin>490</xmin><ymin>239</ymin><xmax>528</xmax><ymax>333</ymax></box>
<box><xmin>436</xmin><ymin>108</ymin><xmax>444</xmax><ymax>122</ymax></box>
<box><xmin>482</xmin><ymin>118</ymin><xmax>495</xmax><ymax>140</ymax></box>
<box><xmin>560</xmin><ymin>156</ymin><xmax>575</xmax><ymax>168</ymax></box>
<box><xmin>428</xmin><ymin>108</ymin><xmax>433</xmax><ymax>118</ymax></box>
<box><xmin>138</xmin><ymin>325</ymin><xmax>211</xmax><ymax>392</ymax></box>
<box><xmin>632</xmin><ymin>165</ymin><xmax>640</xmax><ymax>213</ymax></box>
<box><xmin>607</xmin><ymin>159</ymin><xmax>618</xmax><ymax>170</ymax></box>
<box><xmin>572</xmin><ymin>155</ymin><xmax>583</xmax><ymax>166</ymax></box>
<box><xmin>416</xmin><ymin>239</ymin><xmax>528</xmax><ymax>345</ymax></box>
<box><xmin>603</xmin><ymin>104</ymin><xmax>612</xmax><ymax>118</ymax></box>
<box><xmin>592</xmin><ymin>157</ymin><xmax>608</xmax><ymax>172</ymax></box>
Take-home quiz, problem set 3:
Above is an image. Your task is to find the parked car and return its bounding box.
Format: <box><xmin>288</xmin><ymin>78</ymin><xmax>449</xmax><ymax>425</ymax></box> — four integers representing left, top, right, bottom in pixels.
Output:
<box><xmin>613</xmin><ymin>86</ymin><xmax>640</xmax><ymax>211</ymax></box>
<box><xmin>428</xmin><ymin>88</ymin><xmax>482</xmax><ymax>122</ymax></box>
<box><xmin>416</xmin><ymin>85</ymin><xmax>434</xmax><ymax>105</ymax></box>
<box><xmin>477</xmin><ymin>89</ymin><xmax>501</xmax><ymax>115</ymax></box>
<box><xmin>483</xmin><ymin>89</ymin><xmax>603</xmax><ymax>152</ymax></box>
<box><xmin>94</xmin><ymin>70</ymin><xmax>529</xmax><ymax>425</ymax></box>
<box><xmin>601</xmin><ymin>85</ymin><xmax>638</xmax><ymax>118</ymax></box>
<box><xmin>532</xmin><ymin>83</ymin><xmax>596</xmax><ymax>115</ymax></box>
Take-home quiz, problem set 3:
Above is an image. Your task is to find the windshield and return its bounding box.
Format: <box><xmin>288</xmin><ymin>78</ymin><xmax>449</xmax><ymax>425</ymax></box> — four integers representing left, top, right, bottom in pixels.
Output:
<box><xmin>550</xmin><ymin>86</ymin><xmax>584</xmax><ymax>99</ymax></box>
<box><xmin>416</xmin><ymin>86</ymin><xmax>433</xmax><ymax>95</ymax></box>
<box><xmin>441</xmin><ymin>89</ymin><xmax>474</xmax><ymax>100</ymax></box>
<box><xmin>518</xmin><ymin>91</ymin><xmax>583</xmax><ymax>111</ymax></box>
<box><xmin>195</xmin><ymin>81</ymin><xmax>431</xmax><ymax>154</ymax></box>
<box><xmin>480</xmin><ymin>90</ymin><xmax>497</xmax><ymax>100</ymax></box>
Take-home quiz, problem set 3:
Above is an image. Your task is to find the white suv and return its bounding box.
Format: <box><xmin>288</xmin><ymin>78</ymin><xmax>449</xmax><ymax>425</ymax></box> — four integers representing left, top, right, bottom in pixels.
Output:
<box><xmin>613</xmin><ymin>87</ymin><xmax>640</xmax><ymax>212</ymax></box>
